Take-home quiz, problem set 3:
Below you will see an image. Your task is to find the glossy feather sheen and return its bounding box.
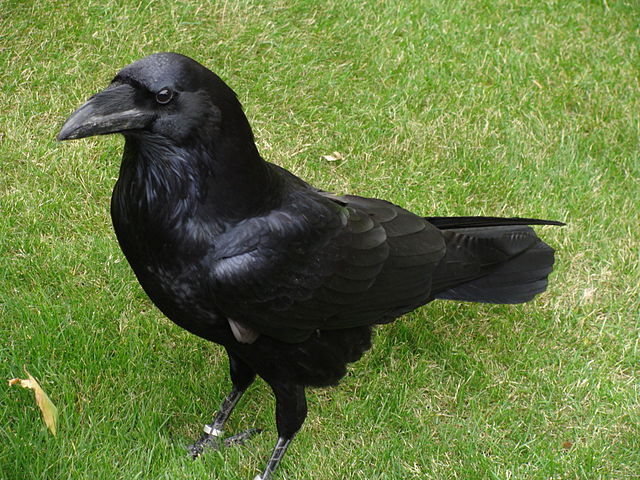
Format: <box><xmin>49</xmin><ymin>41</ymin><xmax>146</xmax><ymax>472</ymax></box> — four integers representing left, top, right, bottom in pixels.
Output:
<box><xmin>60</xmin><ymin>53</ymin><xmax>562</xmax><ymax>480</ymax></box>
<box><xmin>104</xmin><ymin>54</ymin><xmax>560</xmax><ymax>381</ymax></box>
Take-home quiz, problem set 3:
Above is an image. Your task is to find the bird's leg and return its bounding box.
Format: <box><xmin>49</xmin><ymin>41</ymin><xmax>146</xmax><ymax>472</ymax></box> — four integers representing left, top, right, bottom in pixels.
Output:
<box><xmin>188</xmin><ymin>386</ymin><xmax>246</xmax><ymax>457</ymax></box>
<box><xmin>188</xmin><ymin>353</ymin><xmax>257</xmax><ymax>458</ymax></box>
<box><xmin>254</xmin><ymin>383</ymin><xmax>307</xmax><ymax>480</ymax></box>
<box><xmin>253</xmin><ymin>436</ymin><xmax>292</xmax><ymax>480</ymax></box>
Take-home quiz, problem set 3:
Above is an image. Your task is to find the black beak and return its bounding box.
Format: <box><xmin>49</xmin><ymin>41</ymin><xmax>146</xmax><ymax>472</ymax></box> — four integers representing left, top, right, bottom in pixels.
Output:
<box><xmin>57</xmin><ymin>83</ymin><xmax>154</xmax><ymax>141</ymax></box>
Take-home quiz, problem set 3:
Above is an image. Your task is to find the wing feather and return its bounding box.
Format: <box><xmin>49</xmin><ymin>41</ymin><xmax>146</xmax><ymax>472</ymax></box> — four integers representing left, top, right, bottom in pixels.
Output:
<box><xmin>207</xmin><ymin>190</ymin><xmax>446</xmax><ymax>342</ymax></box>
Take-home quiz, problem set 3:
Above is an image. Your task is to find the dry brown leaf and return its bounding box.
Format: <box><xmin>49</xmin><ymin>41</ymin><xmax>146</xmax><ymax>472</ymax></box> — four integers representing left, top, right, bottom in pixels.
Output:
<box><xmin>321</xmin><ymin>151</ymin><xmax>344</xmax><ymax>162</ymax></box>
<box><xmin>9</xmin><ymin>371</ymin><xmax>58</xmax><ymax>436</ymax></box>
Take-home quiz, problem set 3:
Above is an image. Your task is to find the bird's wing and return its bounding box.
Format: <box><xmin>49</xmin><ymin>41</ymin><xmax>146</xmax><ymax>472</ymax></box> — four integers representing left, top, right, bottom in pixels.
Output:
<box><xmin>207</xmin><ymin>191</ymin><xmax>445</xmax><ymax>343</ymax></box>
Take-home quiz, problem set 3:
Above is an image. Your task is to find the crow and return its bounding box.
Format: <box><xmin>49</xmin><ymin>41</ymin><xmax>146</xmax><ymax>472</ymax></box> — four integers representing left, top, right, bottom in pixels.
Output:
<box><xmin>58</xmin><ymin>52</ymin><xmax>563</xmax><ymax>480</ymax></box>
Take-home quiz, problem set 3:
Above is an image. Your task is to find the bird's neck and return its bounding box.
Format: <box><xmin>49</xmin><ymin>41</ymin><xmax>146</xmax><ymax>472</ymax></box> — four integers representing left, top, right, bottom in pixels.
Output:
<box><xmin>203</xmin><ymin>134</ymin><xmax>281</xmax><ymax>220</ymax></box>
<box><xmin>113</xmin><ymin>134</ymin><xmax>280</xmax><ymax>238</ymax></box>
<box><xmin>114</xmin><ymin>136</ymin><xmax>201</xmax><ymax>231</ymax></box>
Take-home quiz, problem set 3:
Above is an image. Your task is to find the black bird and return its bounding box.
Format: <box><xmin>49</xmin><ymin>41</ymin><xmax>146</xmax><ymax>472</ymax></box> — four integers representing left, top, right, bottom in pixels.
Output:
<box><xmin>58</xmin><ymin>52</ymin><xmax>563</xmax><ymax>480</ymax></box>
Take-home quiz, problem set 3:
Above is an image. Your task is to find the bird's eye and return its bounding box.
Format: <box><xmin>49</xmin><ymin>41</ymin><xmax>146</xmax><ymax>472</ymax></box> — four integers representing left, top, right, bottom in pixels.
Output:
<box><xmin>156</xmin><ymin>88</ymin><xmax>173</xmax><ymax>105</ymax></box>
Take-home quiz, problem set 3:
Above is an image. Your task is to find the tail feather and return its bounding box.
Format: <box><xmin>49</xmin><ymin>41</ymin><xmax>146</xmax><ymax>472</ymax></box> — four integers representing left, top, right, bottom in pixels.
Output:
<box><xmin>429</xmin><ymin>218</ymin><xmax>561</xmax><ymax>304</ymax></box>
<box><xmin>426</xmin><ymin>216</ymin><xmax>565</xmax><ymax>229</ymax></box>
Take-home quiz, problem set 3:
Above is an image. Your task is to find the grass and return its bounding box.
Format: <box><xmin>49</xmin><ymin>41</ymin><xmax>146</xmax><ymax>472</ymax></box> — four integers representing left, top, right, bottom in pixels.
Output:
<box><xmin>1</xmin><ymin>0</ymin><xmax>638</xmax><ymax>479</ymax></box>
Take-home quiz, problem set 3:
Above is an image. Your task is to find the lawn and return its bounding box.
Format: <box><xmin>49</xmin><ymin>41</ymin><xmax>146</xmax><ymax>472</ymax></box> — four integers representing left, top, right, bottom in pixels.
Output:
<box><xmin>1</xmin><ymin>0</ymin><xmax>638</xmax><ymax>479</ymax></box>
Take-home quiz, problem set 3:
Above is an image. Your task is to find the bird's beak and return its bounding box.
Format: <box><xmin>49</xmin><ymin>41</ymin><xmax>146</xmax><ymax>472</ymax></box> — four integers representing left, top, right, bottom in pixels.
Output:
<box><xmin>57</xmin><ymin>83</ymin><xmax>154</xmax><ymax>141</ymax></box>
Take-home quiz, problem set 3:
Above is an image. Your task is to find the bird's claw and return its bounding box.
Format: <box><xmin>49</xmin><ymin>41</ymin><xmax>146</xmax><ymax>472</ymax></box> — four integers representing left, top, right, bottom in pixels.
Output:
<box><xmin>188</xmin><ymin>431</ymin><xmax>222</xmax><ymax>458</ymax></box>
<box><xmin>188</xmin><ymin>428</ymin><xmax>262</xmax><ymax>458</ymax></box>
<box><xmin>223</xmin><ymin>428</ymin><xmax>262</xmax><ymax>447</ymax></box>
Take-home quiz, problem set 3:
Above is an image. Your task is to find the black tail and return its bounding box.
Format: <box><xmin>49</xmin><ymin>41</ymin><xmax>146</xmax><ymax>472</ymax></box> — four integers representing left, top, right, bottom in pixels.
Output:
<box><xmin>426</xmin><ymin>216</ymin><xmax>565</xmax><ymax>229</ymax></box>
<box><xmin>428</xmin><ymin>217</ymin><xmax>563</xmax><ymax>304</ymax></box>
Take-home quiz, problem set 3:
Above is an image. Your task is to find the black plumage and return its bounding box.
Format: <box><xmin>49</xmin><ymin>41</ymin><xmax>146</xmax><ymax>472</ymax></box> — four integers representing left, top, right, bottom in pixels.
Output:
<box><xmin>58</xmin><ymin>52</ymin><xmax>563</xmax><ymax>480</ymax></box>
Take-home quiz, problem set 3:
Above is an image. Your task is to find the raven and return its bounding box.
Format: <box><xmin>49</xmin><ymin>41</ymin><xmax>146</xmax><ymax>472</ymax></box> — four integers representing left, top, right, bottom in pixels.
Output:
<box><xmin>58</xmin><ymin>52</ymin><xmax>563</xmax><ymax>480</ymax></box>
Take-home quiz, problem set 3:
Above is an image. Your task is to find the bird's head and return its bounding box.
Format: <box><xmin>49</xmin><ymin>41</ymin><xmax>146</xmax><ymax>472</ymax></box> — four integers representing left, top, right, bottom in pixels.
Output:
<box><xmin>57</xmin><ymin>52</ymin><xmax>253</xmax><ymax>147</ymax></box>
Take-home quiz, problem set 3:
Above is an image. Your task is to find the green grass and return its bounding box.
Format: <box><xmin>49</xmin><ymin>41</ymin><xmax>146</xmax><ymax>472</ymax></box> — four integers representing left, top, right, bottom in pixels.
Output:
<box><xmin>1</xmin><ymin>0</ymin><xmax>639</xmax><ymax>479</ymax></box>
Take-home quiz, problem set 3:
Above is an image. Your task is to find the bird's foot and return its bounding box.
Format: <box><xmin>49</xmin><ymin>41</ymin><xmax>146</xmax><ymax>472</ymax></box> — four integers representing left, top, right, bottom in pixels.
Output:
<box><xmin>188</xmin><ymin>428</ymin><xmax>222</xmax><ymax>458</ymax></box>
<box><xmin>223</xmin><ymin>428</ymin><xmax>262</xmax><ymax>447</ymax></box>
<box><xmin>188</xmin><ymin>426</ymin><xmax>262</xmax><ymax>458</ymax></box>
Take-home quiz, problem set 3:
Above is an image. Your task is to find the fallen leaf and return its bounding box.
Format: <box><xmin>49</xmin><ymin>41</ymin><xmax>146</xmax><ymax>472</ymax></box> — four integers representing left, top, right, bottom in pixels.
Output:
<box><xmin>322</xmin><ymin>151</ymin><xmax>344</xmax><ymax>162</ymax></box>
<box><xmin>562</xmin><ymin>441</ymin><xmax>573</xmax><ymax>450</ymax></box>
<box><xmin>9</xmin><ymin>371</ymin><xmax>58</xmax><ymax>436</ymax></box>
